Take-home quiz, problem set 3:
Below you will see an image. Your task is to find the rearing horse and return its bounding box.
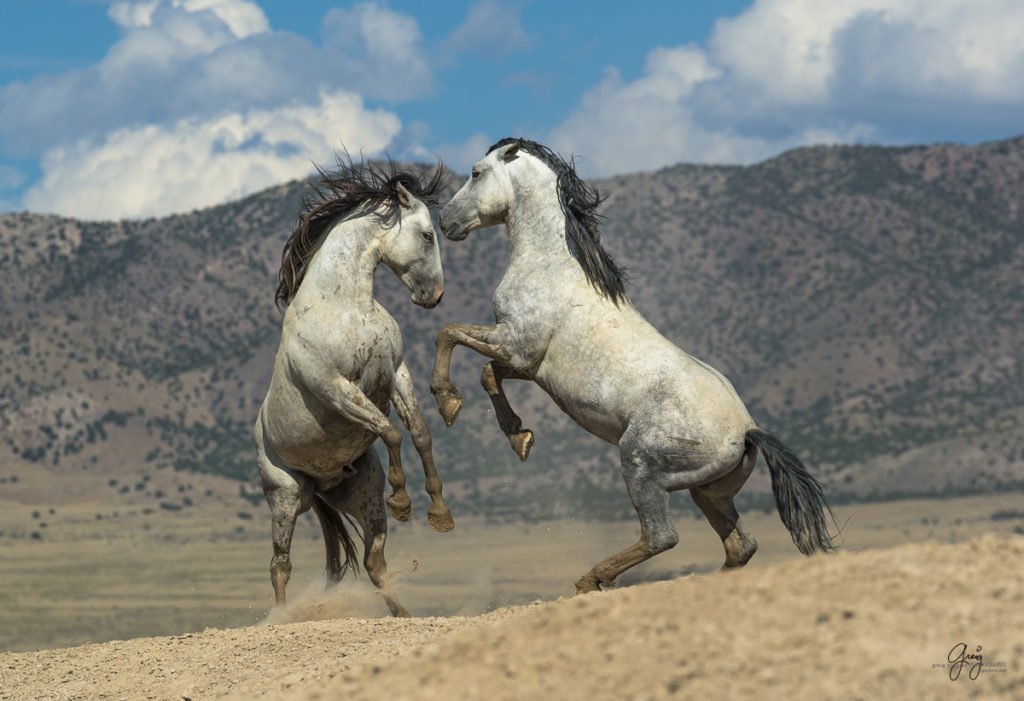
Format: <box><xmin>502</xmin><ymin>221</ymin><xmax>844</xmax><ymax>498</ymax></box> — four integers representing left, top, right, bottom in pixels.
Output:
<box><xmin>432</xmin><ymin>138</ymin><xmax>835</xmax><ymax>594</ymax></box>
<box><xmin>255</xmin><ymin>156</ymin><xmax>453</xmax><ymax>616</ymax></box>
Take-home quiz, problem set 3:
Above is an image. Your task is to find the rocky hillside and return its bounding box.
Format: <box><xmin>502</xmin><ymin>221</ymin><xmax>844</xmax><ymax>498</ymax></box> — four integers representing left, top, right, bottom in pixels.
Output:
<box><xmin>1</xmin><ymin>137</ymin><xmax>1023</xmax><ymax>519</ymax></box>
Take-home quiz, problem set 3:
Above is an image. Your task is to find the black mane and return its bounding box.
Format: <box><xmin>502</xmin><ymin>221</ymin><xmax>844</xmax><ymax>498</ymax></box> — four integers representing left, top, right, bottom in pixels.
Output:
<box><xmin>487</xmin><ymin>137</ymin><xmax>628</xmax><ymax>305</ymax></box>
<box><xmin>275</xmin><ymin>153</ymin><xmax>447</xmax><ymax>311</ymax></box>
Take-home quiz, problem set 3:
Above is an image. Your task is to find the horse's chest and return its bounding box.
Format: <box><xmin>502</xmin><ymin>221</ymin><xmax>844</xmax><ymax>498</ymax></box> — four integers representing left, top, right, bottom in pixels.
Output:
<box><xmin>344</xmin><ymin>341</ymin><xmax>396</xmax><ymax>407</ymax></box>
<box><xmin>493</xmin><ymin>273</ymin><xmax>565</xmax><ymax>368</ymax></box>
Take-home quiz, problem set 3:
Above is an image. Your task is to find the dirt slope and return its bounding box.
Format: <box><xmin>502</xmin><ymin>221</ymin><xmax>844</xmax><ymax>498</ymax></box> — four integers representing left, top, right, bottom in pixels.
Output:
<box><xmin>2</xmin><ymin>535</ymin><xmax>1021</xmax><ymax>700</ymax></box>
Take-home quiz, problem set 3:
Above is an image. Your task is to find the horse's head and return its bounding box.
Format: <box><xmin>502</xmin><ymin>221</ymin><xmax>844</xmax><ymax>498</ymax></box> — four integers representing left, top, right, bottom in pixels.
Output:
<box><xmin>440</xmin><ymin>140</ymin><xmax>532</xmax><ymax>240</ymax></box>
<box><xmin>382</xmin><ymin>181</ymin><xmax>444</xmax><ymax>309</ymax></box>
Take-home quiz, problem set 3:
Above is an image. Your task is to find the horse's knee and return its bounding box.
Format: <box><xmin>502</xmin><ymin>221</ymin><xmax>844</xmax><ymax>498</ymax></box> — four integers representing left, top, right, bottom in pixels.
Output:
<box><xmin>380</xmin><ymin>423</ymin><xmax>402</xmax><ymax>450</ymax></box>
<box><xmin>480</xmin><ymin>362</ymin><xmax>497</xmax><ymax>392</ymax></box>
<box><xmin>646</xmin><ymin>524</ymin><xmax>679</xmax><ymax>554</ymax></box>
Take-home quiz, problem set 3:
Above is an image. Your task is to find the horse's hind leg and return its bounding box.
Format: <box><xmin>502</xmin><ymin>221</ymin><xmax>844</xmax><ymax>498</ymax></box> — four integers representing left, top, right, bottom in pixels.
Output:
<box><xmin>321</xmin><ymin>449</ymin><xmax>410</xmax><ymax>617</ymax></box>
<box><xmin>691</xmin><ymin>443</ymin><xmax>758</xmax><ymax>569</ymax></box>
<box><xmin>480</xmin><ymin>361</ymin><xmax>534</xmax><ymax>461</ymax></box>
<box><xmin>690</xmin><ymin>489</ymin><xmax>757</xmax><ymax>569</ymax></box>
<box><xmin>575</xmin><ymin>437</ymin><xmax>679</xmax><ymax>594</ymax></box>
<box><xmin>255</xmin><ymin>420</ymin><xmax>315</xmax><ymax>606</ymax></box>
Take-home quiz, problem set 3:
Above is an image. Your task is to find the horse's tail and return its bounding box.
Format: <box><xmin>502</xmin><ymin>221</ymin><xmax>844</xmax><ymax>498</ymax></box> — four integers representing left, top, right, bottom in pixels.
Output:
<box><xmin>746</xmin><ymin>428</ymin><xmax>837</xmax><ymax>555</ymax></box>
<box><xmin>311</xmin><ymin>496</ymin><xmax>361</xmax><ymax>581</ymax></box>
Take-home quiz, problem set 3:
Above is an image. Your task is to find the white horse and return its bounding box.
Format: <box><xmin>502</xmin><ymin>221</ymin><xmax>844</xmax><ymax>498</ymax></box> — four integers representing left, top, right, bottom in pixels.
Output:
<box><xmin>255</xmin><ymin>157</ymin><xmax>454</xmax><ymax>616</ymax></box>
<box><xmin>432</xmin><ymin>138</ymin><xmax>835</xmax><ymax>594</ymax></box>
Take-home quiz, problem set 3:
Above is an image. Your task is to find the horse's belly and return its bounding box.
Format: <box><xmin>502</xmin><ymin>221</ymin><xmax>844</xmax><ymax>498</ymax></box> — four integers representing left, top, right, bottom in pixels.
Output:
<box><xmin>270</xmin><ymin>413</ymin><xmax>376</xmax><ymax>474</ymax></box>
<box><xmin>262</xmin><ymin>376</ymin><xmax>387</xmax><ymax>480</ymax></box>
<box><xmin>534</xmin><ymin>373</ymin><xmax>627</xmax><ymax>445</ymax></box>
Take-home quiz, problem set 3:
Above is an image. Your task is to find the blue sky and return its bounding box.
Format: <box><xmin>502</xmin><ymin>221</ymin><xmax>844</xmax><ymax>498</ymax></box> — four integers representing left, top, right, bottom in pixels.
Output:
<box><xmin>1</xmin><ymin>0</ymin><xmax>1021</xmax><ymax>220</ymax></box>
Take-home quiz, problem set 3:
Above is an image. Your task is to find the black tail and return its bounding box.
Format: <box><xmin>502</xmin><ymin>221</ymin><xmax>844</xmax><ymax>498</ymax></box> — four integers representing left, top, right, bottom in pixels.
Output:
<box><xmin>747</xmin><ymin>429</ymin><xmax>837</xmax><ymax>555</ymax></box>
<box><xmin>311</xmin><ymin>496</ymin><xmax>360</xmax><ymax>581</ymax></box>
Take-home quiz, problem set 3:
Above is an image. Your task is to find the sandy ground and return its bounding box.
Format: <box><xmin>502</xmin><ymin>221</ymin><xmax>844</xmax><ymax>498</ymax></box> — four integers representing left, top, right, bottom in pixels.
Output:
<box><xmin>2</xmin><ymin>534</ymin><xmax>1021</xmax><ymax>701</ymax></box>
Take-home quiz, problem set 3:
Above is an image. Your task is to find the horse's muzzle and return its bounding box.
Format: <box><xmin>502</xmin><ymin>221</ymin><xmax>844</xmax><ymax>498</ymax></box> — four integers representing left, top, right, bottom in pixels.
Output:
<box><xmin>419</xmin><ymin>290</ymin><xmax>444</xmax><ymax>309</ymax></box>
<box><xmin>439</xmin><ymin>216</ymin><xmax>469</xmax><ymax>241</ymax></box>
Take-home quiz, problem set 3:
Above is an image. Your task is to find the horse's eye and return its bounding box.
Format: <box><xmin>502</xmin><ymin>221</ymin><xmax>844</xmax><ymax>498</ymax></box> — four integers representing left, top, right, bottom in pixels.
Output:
<box><xmin>471</xmin><ymin>169</ymin><xmax>480</xmax><ymax>179</ymax></box>
<box><xmin>422</xmin><ymin>230</ymin><xmax>434</xmax><ymax>243</ymax></box>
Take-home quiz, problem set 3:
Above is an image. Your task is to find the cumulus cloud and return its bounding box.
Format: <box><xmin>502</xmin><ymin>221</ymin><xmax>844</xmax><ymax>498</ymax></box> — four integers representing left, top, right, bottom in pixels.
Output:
<box><xmin>23</xmin><ymin>90</ymin><xmax>400</xmax><ymax>220</ymax></box>
<box><xmin>0</xmin><ymin>0</ymin><xmax>321</xmax><ymax>156</ymax></box>
<box><xmin>108</xmin><ymin>0</ymin><xmax>270</xmax><ymax>37</ymax></box>
<box><xmin>0</xmin><ymin>0</ymin><xmax>434</xmax><ymax>218</ymax></box>
<box><xmin>550</xmin><ymin>0</ymin><xmax>1024</xmax><ymax>175</ymax></box>
<box><xmin>321</xmin><ymin>2</ymin><xmax>433</xmax><ymax>101</ymax></box>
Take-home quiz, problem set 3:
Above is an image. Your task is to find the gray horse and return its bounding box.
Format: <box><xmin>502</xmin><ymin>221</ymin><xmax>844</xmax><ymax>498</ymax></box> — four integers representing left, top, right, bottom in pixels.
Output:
<box><xmin>254</xmin><ymin>157</ymin><xmax>454</xmax><ymax>616</ymax></box>
<box><xmin>432</xmin><ymin>138</ymin><xmax>835</xmax><ymax>594</ymax></box>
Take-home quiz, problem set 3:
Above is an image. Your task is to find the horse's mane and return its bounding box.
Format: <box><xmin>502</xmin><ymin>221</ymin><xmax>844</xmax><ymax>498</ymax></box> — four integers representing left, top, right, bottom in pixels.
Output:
<box><xmin>487</xmin><ymin>137</ymin><xmax>628</xmax><ymax>305</ymax></box>
<box><xmin>275</xmin><ymin>153</ymin><xmax>448</xmax><ymax>312</ymax></box>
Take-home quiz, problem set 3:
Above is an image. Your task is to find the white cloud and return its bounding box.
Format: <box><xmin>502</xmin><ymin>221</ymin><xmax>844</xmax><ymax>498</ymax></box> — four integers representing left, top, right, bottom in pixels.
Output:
<box><xmin>0</xmin><ymin>0</ymin><xmax>439</xmax><ymax>218</ymax></box>
<box><xmin>709</xmin><ymin>0</ymin><xmax>1024</xmax><ymax>108</ymax></box>
<box><xmin>444</xmin><ymin>0</ymin><xmax>530</xmax><ymax>58</ymax></box>
<box><xmin>0</xmin><ymin>1</ymin><xmax>429</xmax><ymax>156</ymax></box>
<box><xmin>109</xmin><ymin>0</ymin><xmax>269</xmax><ymax>38</ymax></box>
<box><xmin>549</xmin><ymin>0</ymin><xmax>1024</xmax><ymax>175</ymax></box>
<box><xmin>0</xmin><ymin>0</ymin><xmax>311</xmax><ymax>157</ymax></box>
<box><xmin>23</xmin><ymin>90</ymin><xmax>400</xmax><ymax>220</ymax></box>
<box><xmin>548</xmin><ymin>48</ymin><xmax>799</xmax><ymax>174</ymax></box>
<box><xmin>321</xmin><ymin>3</ymin><xmax>433</xmax><ymax>101</ymax></box>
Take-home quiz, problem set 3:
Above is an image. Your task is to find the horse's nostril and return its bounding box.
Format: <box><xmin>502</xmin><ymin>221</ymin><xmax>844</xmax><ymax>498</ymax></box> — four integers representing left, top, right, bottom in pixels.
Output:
<box><xmin>434</xmin><ymin>291</ymin><xmax>444</xmax><ymax>306</ymax></box>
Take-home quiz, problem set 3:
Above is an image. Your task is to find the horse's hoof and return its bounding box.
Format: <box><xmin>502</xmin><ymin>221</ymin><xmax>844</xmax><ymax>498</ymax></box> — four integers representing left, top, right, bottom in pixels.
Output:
<box><xmin>510</xmin><ymin>430</ymin><xmax>534</xmax><ymax>462</ymax></box>
<box><xmin>434</xmin><ymin>387</ymin><xmax>463</xmax><ymax>427</ymax></box>
<box><xmin>387</xmin><ymin>493</ymin><xmax>412</xmax><ymax>521</ymax></box>
<box><xmin>428</xmin><ymin>506</ymin><xmax>455</xmax><ymax>533</ymax></box>
<box><xmin>574</xmin><ymin>574</ymin><xmax>601</xmax><ymax>595</ymax></box>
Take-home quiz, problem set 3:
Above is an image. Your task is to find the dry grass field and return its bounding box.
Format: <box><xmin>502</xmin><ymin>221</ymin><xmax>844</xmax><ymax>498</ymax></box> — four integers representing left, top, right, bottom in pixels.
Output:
<box><xmin>0</xmin><ymin>491</ymin><xmax>1022</xmax><ymax>700</ymax></box>
<box><xmin>2</xmin><ymin>487</ymin><xmax>1023</xmax><ymax>654</ymax></box>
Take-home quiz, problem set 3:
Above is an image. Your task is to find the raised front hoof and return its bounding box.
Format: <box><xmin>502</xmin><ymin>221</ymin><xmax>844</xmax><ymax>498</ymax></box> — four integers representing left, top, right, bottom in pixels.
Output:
<box><xmin>428</xmin><ymin>506</ymin><xmax>455</xmax><ymax>533</ymax></box>
<box><xmin>432</xmin><ymin>387</ymin><xmax>463</xmax><ymax>427</ymax></box>
<box><xmin>509</xmin><ymin>430</ymin><xmax>534</xmax><ymax>462</ymax></box>
<box><xmin>386</xmin><ymin>493</ymin><xmax>413</xmax><ymax>521</ymax></box>
<box><xmin>574</xmin><ymin>574</ymin><xmax>602</xmax><ymax>596</ymax></box>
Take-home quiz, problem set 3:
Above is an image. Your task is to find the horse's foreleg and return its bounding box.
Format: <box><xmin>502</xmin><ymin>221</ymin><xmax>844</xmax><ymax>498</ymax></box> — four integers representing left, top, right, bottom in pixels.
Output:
<box><xmin>303</xmin><ymin>372</ymin><xmax>413</xmax><ymax>522</ymax></box>
<box><xmin>480</xmin><ymin>361</ymin><xmax>534</xmax><ymax>461</ymax></box>
<box><xmin>431</xmin><ymin>322</ymin><xmax>512</xmax><ymax>427</ymax></box>
<box><xmin>392</xmin><ymin>361</ymin><xmax>454</xmax><ymax>533</ymax></box>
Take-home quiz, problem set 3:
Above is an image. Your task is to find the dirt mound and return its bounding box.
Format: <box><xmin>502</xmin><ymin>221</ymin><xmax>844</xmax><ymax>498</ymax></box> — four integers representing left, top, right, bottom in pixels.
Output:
<box><xmin>2</xmin><ymin>536</ymin><xmax>1021</xmax><ymax>700</ymax></box>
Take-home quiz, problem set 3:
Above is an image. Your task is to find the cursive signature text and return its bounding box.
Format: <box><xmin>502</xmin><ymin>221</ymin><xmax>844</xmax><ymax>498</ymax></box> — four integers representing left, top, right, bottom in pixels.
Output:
<box><xmin>947</xmin><ymin>643</ymin><xmax>983</xmax><ymax>681</ymax></box>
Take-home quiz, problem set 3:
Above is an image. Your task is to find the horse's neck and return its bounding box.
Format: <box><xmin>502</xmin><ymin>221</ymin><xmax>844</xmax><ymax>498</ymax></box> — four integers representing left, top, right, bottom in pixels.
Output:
<box><xmin>505</xmin><ymin>186</ymin><xmax>573</xmax><ymax>264</ymax></box>
<box><xmin>301</xmin><ymin>216</ymin><xmax>381</xmax><ymax>310</ymax></box>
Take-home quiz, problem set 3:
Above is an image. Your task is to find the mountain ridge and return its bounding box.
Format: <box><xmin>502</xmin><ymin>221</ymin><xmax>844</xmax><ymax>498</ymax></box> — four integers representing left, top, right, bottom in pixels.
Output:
<box><xmin>2</xmin><ymin>137</ymin><xmax>1023</xmax><ymax>519</ymax></box>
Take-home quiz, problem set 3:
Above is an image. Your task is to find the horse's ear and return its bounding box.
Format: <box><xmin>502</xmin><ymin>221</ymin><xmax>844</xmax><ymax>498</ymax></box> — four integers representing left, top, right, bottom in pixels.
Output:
<box><xmin>501</xmin><ymin>142</ymin><xmax>521</xmax><ymax>162</ymax></box>
<box><xmin>396</xmin><ymin>181</ymin><xmax>414</xmax><ymax>208</ymax></box>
